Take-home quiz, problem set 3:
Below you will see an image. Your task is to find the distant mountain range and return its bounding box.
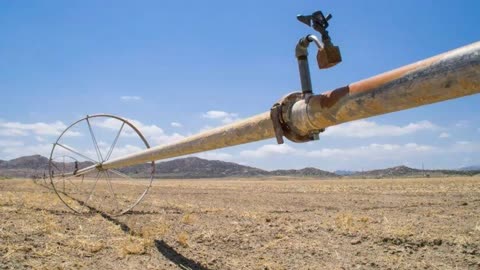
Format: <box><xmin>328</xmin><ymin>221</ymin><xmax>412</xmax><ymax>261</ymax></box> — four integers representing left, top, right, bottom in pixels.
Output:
<box><xmin>459</xmin><ymin>165</ymin><xmax>480</xmax><ymax>171</ymax></box>
<box><xmin>334</xmin><ymin>170</ymin><xmax>357</xmax><ymax>176</ymax></box>
<box><xmin>349</xmin><ymin>165</ymin><xmax>480</xmax><ymax>178</ymax></box>
<box><xmin>0</xmin><ymin>155</ymin><xmax>479</xmax><ymax>179</ymax></box>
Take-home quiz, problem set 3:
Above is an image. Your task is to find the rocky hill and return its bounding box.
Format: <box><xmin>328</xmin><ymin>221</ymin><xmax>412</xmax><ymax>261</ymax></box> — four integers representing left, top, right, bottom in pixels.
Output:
<box><xmin>2</xmin><ymin>155</ymin><xmax>50</xmax><ymax>170</ymax></box>
<box><xmin>348</xmin><ymin>165</ymin><xmax>479</xmax><ymax>178</ymax></box>
<box><xmin>0</xmin><ymin>155</ymin><xmax>49</xmax><ymax>178</ymax></box>
<box><xmin>153</xmin><ymin>157</ymin><xmax>269</xmax><ymax>178</ymax></box>
<box><xmin>0</xmin><ymin>155</ymin><xmax>94</xmax><ymax>178</ymax></box>
<box><xmin>269</xmin><ymin>167</ymin><xmax>338</xmax><ymax>178</ymax></box>
<box><xmin>334</xmin><ymin>170</ymin><xmax>357</xmax><ymax>176</ymax></box>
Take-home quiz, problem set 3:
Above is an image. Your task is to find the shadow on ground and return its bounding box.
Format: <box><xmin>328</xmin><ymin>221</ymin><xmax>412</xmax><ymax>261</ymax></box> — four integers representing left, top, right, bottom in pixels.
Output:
<box><xmin>154</xmin><ymin>240</ymin><xmax>209</xmax><ymax>270</ymax></box>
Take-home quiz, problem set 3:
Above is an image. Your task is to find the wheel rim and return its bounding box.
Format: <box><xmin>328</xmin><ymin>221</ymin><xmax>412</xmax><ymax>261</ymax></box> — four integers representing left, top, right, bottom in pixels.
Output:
<box><xmin>49</xmin><ymin>114</ymin><xmax>155</xmax><ymax>216</ymax></box>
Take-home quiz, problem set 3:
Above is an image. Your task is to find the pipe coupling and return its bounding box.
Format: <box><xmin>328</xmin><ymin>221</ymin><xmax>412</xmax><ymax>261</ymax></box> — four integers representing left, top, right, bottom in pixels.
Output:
<box><xmin>270</xmin><ymin>92</ymin><xmax>323</xmax><ymax>144</ymax></box>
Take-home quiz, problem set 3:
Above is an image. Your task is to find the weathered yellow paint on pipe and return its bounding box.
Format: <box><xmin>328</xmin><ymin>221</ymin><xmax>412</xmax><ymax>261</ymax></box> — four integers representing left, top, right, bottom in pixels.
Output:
<box><xmin>99</xmin><ymin>112</ymin><xmax>275</xmax><ymax>170</ymax></box>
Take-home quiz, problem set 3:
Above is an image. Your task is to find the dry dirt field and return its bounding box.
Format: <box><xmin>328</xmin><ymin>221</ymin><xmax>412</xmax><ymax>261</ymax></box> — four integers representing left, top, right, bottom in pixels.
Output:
<box><xmin>1</xmin><ymin>177</ymin><xmax>479</xmax><ymax>269</ymax></box>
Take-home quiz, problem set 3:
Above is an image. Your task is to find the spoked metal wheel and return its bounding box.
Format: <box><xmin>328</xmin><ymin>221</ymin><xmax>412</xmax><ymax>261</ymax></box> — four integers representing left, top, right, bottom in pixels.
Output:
<box><xmin>49</xmin><ymin>114</ymin><xmax>155</xmax><ymax>216</ymax></box>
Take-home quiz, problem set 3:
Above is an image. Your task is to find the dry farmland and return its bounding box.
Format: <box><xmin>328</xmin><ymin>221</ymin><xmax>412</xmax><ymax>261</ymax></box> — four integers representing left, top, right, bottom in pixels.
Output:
<box><xmin>0</xmin><ymin>177</ymin><xmax>479</xmax><ymax>269</ymax></box>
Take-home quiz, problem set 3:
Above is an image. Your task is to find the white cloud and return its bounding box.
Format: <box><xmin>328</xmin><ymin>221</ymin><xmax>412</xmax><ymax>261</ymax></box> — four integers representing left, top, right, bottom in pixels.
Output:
<box><xmin>202</xmin><ymin>110</ymin><xmax>239</xmax><ymax>124</ymax></box>
<box><xmin>240</xmin><ymin>144</ymin><xmax>297</xmax><ymax>158</ymax></box>
<box><xmin>171</xmin><ymin>122</ymin><xmax>183</xmax><ymax>128</ymax></box>
<box><xmin>93</xmin><ymin>118</ymin><xmax>125</xmax><ymax>132</ymax></box>
<box><xmin>1</xmin><ymin>143</ymin><xmax>53</xmax><ymax>160</ymax></box>
<box><xmin>0</xmin><ymin>120</ymin><xmax>81</xmax><ymax>137</ymax></box>
<box><xmin>94</xmin><ymin>118</ymin><xmax>163</xmax><ymax>137</ymax></box>
<box><xmin>324</xmin><ymin>120</ymin><xmax>437</xmax><ymax>138</ymax></box>
<box><xmin>237</xmin><ymin>139</ymin><xmax>480</xmax><ymax>170</ymax></box>
<box><xmin>451</xmin><ymin>141</ymin><xmax>480</xmax><ymax>153</ymax></box>
<box><xmin>0</xmin><ymin>140</ymin><xmax>24</xmax><ymax>148</ymax></box>
<box><xmin>195</xmin><ymin>151</ymin><xmax>233</xmax><ymax>161</ymax></box>
<box><xmin>306</xmin><ymin>143</ymin><xmax>435</xmax><ymax>159</ymax></box>
<box><xmin>93</xmin><ymin>118</ymin><xmax>185</xmax><ymax>146</ymax></box>
<box><xmin>240</xmin><ymin>142</ymin><xmax>436</xmax><ymax>160</ymax></box>
<box><xmin>0</xmin><ymin>129</ymin><xmax>28</xmax><ymax>136</ymax></box>
<box><xmin>455</xmin><ymin>120</ymin><xmax>470</xmax><ymax>128</ymax></box>
<box><xmin>439</xmin><ymin>132</ymin><xmax>450</xmax><ymax>138</ymax></box>
<box><xmin>149</xmin><ymin>133</ymin><xmax>185</xmax><ymax>146</ymax></box>
<box><xmin>85</xmin><ymin>144</ymin><xmax>144</xmax><ymax>161</ymax></box>
<box><xmin>128</xmin><ymin>119</ymin><xmax>165</xmax><ymax>138</ymax></box>
<box><xmin>199</xmin><ymin>125</ymin><xmax>214</xmax><ymax>133</ymax></box>
<box><xmin>120</xmin><ymin>96</ymin><xmax>142</xmax><ymax>101</ymax></box>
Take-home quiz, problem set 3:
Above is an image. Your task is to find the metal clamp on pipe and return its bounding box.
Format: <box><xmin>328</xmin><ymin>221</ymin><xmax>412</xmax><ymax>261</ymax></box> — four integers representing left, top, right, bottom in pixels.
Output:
<box><xmin>271</xmin><ymin>92</ymin><xmax>318</xmax><ymax>144</ymax></box>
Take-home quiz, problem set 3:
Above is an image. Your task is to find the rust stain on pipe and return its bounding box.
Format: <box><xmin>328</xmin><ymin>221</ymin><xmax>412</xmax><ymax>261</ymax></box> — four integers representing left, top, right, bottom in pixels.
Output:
<box><xmin>313</xmin><ymin>86</ymin><xmax>350</xmax><ymax>108</ymax></box>
<box><xmin>348</xmin><ymin>54</ymin><xmax>443</xmax><ymax>95</ymax></box>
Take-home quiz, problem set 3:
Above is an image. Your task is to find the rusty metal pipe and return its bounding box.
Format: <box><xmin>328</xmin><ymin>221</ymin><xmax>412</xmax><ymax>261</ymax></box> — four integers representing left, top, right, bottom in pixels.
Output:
<box><xmin>81</xmin><ymin>41</ymin><xmax>480</xmax><ymax>172</ymax></box>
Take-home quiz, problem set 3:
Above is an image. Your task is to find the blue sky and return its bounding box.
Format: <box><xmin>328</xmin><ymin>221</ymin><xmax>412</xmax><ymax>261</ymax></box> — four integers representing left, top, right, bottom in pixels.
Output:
<box><xmin>0</xmin><ymin>1</ymin><xmax>479</xmax><ymax>171</ymax></box>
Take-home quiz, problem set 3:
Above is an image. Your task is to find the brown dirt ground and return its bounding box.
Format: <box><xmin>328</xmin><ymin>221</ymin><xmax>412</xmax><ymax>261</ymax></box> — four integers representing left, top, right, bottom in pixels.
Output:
<box><xmin>0</xmin><ymin>177</ymin><xmax>479</xmax><ymax>269</ymax></box>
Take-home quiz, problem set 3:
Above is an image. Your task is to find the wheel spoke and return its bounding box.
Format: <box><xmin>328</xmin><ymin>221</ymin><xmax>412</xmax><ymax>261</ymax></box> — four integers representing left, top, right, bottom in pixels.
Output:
<box><xmin>80</xmin><ymin>171</ymin><xmax>101</xmax><ymax>212</ymax></box>
<box><xmin>55</xmin><ymin>143</ymin><xmax>97</xmax><ymax>163</ymax></box>
<box><xmin>108</xmin><ymin>169</ymin><xmax>134</xmax><ymax>180</ymax></box>
<box><xmin>86</xmin><ymin>117</ymin><xmax>104</xmax><ymax>162</ymax></box>
<box><xmin>62</xmin><ymin>175</ymin><xmax>83</xmax><ymax>194</ymax></box>
<box><xmin>51</xmin><ymin>158</ymin><xmax>89</xmax><ymax>197</ymax></box>
<box><xmin>50</xmin><ymin>161</ymin><xmax>61</xmax><ymax>173</ymax></box>
<box><xmin>105</xmin><ymin>171</ymin><xmax>121</xmax><ymax>211</ymax></box>
<box><xmin>105</xmin><ymin>122</ymin><xmax>124</xmax><ymax>162</ymax></box>
<box><xmin>51</xmin><ymin>161</ymin><xmax>73</xmax><ymax>178</ymax></box>
<box><xmin>62</xmin><ymin>156</ymin><xmax>66</xmax><ymax>192</ymax></box>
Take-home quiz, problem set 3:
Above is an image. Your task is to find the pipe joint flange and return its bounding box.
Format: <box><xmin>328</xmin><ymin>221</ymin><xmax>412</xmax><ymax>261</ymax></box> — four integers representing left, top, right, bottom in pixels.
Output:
<box><xmin>270</xmin><ymin>92</ymin><xmax>316</xmax><ymax>144</ymax></box>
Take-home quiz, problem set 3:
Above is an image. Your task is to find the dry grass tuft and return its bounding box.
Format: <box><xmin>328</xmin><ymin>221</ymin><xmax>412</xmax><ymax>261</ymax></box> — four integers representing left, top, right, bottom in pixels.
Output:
<box><xmin>0</xmin><ymin>191</ymin><xmax>15</xmax><ymax>206</ymax></box>
<box><xmin>333</xmin><ymin>212</ymin><xmax>372</xmax><ymax>234</ymax></box>
<box><xmin>388</xmin><ymin>225</ymin><xmax>414</xmax><ymax>238</ymax></box>
<box><xmin>139</xmin><ymin>223</ymin><xmax>170</xmax><ymax>247</ymax></box>
<box><xmin>335</xmin><ymin>212</ymin><xmax>354</xmax><ymax>231</ymax></box>
<box><xmin>177</xmin><ymin>231</ymin><xmax>189</xmax><ymax>247</ymax></box>
<box><xmin>32</xmin><ymin>243</ymin><xmax>57</xmax><ymax>258</ymax></box>
<box><xmin>77</xmin><ymin>239</ymin><xmax>105</xmax><ymax>253</ymax></box>
<box><xmin>119</xmin><ymin>237</ymin><xmax>147</xmax><ymax>256</ymax></box>
<box><xmin>41</xmin><ymin>211</ymin><xmax>60</xmax><ymax>234</ymax></box>
<box><xmin>181</xmin><ymin>212</ymin><xmax>196</xmax><ymax>225</ymax></box>
<box><xmin>358</xmin><ymin>216</ymin><xmax>369</xmax><ymax>223</ymax></box>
